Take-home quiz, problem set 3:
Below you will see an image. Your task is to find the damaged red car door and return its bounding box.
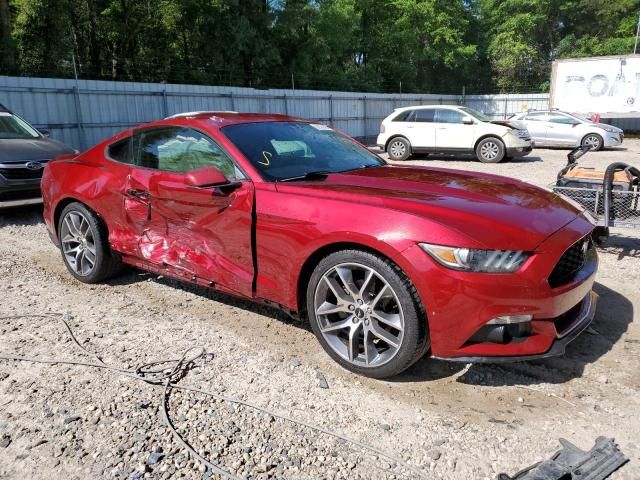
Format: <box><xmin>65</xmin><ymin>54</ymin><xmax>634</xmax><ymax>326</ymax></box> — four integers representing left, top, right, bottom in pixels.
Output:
<box><xmin>123</xmin><ymin>126</ymin><xmax>255</xmax><ymax>297</ymax></box>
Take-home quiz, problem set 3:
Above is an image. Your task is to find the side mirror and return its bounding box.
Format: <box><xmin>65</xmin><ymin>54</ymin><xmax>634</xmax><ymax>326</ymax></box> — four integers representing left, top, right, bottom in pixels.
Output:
<box><xmin>39</xmin><ymin>129</ymin><xmax>51</xmax><ymax>137</ymax></box>
<box><xmin>184</xmin><ymin>166</ymin><xmax>229</xmax><ymax>188</ymax></box>
<box><xmin>462</xmin><ymin>116</ymin><xmax>474</xmax><ymax>125</ymax></box>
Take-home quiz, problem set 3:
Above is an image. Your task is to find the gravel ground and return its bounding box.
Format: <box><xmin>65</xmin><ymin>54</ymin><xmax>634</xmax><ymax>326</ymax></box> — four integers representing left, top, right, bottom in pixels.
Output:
<box><xmin>1</xmin><ymin>142</ymin><xmax>639</xmax><ymax>480</ymax></box>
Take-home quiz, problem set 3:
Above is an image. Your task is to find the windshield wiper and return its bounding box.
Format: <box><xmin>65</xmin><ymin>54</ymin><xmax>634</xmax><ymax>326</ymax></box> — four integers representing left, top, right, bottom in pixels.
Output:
<box><xmin>277</xmin><ymin>171</ymin><xmax>331</xmax><ymax>182</ymax></box>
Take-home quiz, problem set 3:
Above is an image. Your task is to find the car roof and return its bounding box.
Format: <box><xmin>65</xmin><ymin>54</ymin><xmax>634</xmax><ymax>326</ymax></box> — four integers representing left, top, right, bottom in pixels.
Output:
<box><xmin>515</xmin><ymin>109</ymin><xmax>575</xmax><ymax>116</ymax></box>
<box><xmin>160</xmin><ymin>111</ymin><xmax>307</xmax><ymax>128</ymax></box>
<box><xmin>393</xmin><ymin>105</ymin><xmax>462</xmax><ymax>112</ymax></box>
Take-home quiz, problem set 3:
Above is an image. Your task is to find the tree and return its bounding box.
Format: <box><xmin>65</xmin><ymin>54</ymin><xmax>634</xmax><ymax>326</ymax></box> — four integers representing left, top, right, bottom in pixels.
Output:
<box><xmin>3</xmin><ymin>0</ymin><xmax>640</xmax><ymax>92</ymax></box>
<box><xmin>0</xmin><ymin>0</ymin><xmax>16</xmax><ymax>74</ymax></box>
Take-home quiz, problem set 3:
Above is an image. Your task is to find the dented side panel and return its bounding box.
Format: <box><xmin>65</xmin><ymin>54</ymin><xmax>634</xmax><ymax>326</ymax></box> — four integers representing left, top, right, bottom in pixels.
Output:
<box><xmin>122</xmin><ymin>167</ymin><xmax>255</xmax><ymax>297</ymax></box>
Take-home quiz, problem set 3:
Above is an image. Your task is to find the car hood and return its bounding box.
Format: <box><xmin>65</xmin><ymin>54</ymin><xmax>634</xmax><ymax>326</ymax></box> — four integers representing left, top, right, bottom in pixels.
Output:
<box><xmin>490</xmin><ymin>119</ymin><xmax>526</xmax><ymax>130</ymax></box>
<box><xmin>277</xmin><ymin>166</ymin><xmax>583</xmax><ymax>250</ymax></box>
<box><xmin>589</xmin><ymin>122</ymin><xmax>621</xmax><ymax>132</ymax></box>
<box><xmin>0</xmin><ymin>138</ymin><xmax>76</xmax><ymax>163</ymax></box>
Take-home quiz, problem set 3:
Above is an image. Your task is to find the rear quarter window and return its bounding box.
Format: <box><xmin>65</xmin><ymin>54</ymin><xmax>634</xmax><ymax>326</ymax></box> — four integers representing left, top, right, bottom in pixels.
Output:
<box><xmin>393</xmin><ymin>110</ymin><xmax>414</xmax><ymax>122</ymax></box>
<box><xmin>107</xmin><ymin>137</ymin><xmax>133</xmax><ymax>164</ymax></box>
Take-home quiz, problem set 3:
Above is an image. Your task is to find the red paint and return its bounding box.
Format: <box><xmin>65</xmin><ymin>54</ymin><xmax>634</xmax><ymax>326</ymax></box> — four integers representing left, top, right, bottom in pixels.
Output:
<box><xmin>42</xmin><ymin>112</ymin><xmax>597</xmax><ymax>360</ymax></box>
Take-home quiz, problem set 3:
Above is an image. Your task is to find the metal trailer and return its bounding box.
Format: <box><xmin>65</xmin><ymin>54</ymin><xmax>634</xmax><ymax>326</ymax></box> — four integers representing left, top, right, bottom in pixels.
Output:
<box><xmin>553</xmin><ymin>146</ymin><xmax>640</xmax><ymax>234</ymax></box>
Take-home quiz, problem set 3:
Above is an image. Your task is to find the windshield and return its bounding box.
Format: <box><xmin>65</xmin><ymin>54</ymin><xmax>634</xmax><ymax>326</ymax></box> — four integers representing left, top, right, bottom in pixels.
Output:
<box><xmin>565</xmin><ymin>112</ymin><xmax>590</xmax><ymax>123</ymax></box>
<box><xmin>222</xmin><ymin>121</ymin><xmax>385</xmax><ymax>181</ymax></box>
<box><xmin>0</xmin><ymin>112</ymin><xmax>40</xmax><ymax>139</ymax></box>
<box><xmin>459</xmin><ymin>107</ymin><xmax>492</xmax><ymax>122</ymax></box>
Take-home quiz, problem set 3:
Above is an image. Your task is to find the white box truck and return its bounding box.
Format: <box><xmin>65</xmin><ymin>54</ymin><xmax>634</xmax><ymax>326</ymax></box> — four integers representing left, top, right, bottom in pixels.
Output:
<box><xmin>550</xmin><ymin>55</ymin><xmax>640</xmax><ymax>117</ymax></box>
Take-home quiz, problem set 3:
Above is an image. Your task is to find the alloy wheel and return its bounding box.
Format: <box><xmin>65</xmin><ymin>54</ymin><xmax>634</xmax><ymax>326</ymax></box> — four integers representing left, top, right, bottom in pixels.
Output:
<box><xmin>313</xmin><ymin>262</ymin><xmax>405</xmax><ymax>367</ymax></box>
<box><xmin>480</xmin><ymin>141</ymin><xmax>499</xmax><ymax>160</ymax></box>
<box><xmin>583</xmin><ymin>135</ymin><xmax>601</xmax><ymax>150</ymax></box>
<box><xmin>389</xmin><ymin>140</ymin><xmax>406</xmax><ymax>159</ymax></box>
<box><xmin>60</xmin><ymin>211</ymin><xmax>97</xmax><ymax>276</ymax></box>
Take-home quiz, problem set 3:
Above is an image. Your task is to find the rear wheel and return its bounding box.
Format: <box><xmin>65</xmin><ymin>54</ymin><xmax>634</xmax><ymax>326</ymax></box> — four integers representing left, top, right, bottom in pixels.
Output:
<box><xmin>387</xmin><ymin>137</ymin><xmax>411</xmax><ymax>161</ymax></box>
<box><xmin>582</xmin><ymin>133</ymin><xmax>603</xmax><ymax>151</ymax></box>
<box><xmin>475</xmin><ymin>137</ymin><xmax>505</xmax><ymax>163</ymax></box>
<box><xmin>58</xmin><ymin>202</ymin><xmax>121</xmax><ymax>283</ymax></box>
<box><xmin>306</xmin><ymin>250</ymin><xmax>428</xmax><ymax>378</ymax></box>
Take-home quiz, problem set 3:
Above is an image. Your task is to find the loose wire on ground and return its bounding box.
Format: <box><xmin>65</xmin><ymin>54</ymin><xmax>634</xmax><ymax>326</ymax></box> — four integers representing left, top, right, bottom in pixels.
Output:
<box><xmin>0</xmin><ymin>313</ymin><xmax>429</xmax><ymax>479</ymax></box>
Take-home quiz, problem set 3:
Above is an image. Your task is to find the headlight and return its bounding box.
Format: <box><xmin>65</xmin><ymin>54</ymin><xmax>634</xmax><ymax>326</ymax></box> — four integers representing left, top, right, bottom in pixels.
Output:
<box><xmin>604</xmin><ymin>127</ymin><xmax>617</xmax><ymax>133</ymax></box>
<box><xmin>419</xmin><ymin>243</ymin><xmax>531</xmax><ymax>273</ymax></box>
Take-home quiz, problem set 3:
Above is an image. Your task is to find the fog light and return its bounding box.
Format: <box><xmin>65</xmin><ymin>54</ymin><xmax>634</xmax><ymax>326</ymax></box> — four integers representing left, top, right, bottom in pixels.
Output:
<box><xmin>487</xmin><ymin>314</ymin><xmax>532</xmax><ymax>325</ymax></box>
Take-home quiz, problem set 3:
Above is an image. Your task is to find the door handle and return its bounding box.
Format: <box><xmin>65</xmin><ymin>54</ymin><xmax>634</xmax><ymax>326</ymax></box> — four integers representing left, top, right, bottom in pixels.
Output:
<box><xmin>127</xmin><ymin>189</ymin><xmax>150</xmax><ymax>199</ymax></box>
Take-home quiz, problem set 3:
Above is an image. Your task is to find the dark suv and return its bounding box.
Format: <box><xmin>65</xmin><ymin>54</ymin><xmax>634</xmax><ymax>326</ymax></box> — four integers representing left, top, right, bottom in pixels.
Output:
<box><xmin>0</xmin><ymin>104</ymin><xmax>76</xmax><ymax>207</ymax></box>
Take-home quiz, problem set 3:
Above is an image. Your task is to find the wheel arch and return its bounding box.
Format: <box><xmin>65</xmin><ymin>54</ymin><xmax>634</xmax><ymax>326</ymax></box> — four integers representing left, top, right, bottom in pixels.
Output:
<box><xmin>53</xmin><ymin>197</ymin><xmax>105</xmax><ymax>240</ymax></box>
<box><xmin>296</xmin><ymin>241</ymin><xmax>417</xmax><ymax>319</ymax></box>
<box><xmin>384</xmin><ymin>134</ymin><xmax>412</xmax><ymax>152</ymax></box>
<box><xmin>581</xmin><ymin>132</ymin><xmax>603</xmax><ymax>146</ymax></box>
<box><xmin>473</xmin><ymin>133</ymin><xmax>505</xmax><ymax>151</ymax></box>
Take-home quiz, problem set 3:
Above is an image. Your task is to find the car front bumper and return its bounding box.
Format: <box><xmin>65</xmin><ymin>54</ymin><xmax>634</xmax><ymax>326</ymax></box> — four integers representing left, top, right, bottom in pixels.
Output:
<box><xmin>401</xmin><ymin>216</ymin><xmax>598</xmax><ymax>361</ymax></box>
<box><xmin>0</xmin><ymin>174</ymin><xmax>43</xmax><ymax>208</ymax></box>
<box><xmin>603</xmin><ymin>131</ymin><xmax>624</xmax><ymax>147</ymax></box>
<box><xmin>506</xmin><ymin>145</ymin><xmax>533</xmax><ymax>157</ymax></box>
<box><xmin>432</xmin><ymin>290</ymin><xmax>597</xmax><ymax>362</ymax></box>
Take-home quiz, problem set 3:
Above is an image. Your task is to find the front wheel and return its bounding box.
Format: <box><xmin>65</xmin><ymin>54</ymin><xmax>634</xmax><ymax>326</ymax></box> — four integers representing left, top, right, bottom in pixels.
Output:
<box><xmin>306</xmin><ymin>250</ymin><xmax>429</xmax><ymax>378</ymax></box>
<box><xmin>387</xmin><ymin>137</ymin><xmax>412</xmax><ymax>161</ymax></box>
<box><xmin>475</xmin><ymin>137</ymin><xmax>505</xmax><ymax>163</ymax></box>
<box><xmin>582</xmin><ymin>133</ymin><xmax>603</xmax><ymax>151</ymax></box>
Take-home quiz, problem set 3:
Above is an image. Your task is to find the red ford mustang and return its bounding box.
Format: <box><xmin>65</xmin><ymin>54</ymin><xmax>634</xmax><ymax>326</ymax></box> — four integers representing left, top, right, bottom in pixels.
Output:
<box><xmin>42</xmin><ymin>112</ymin><xmax>600</xmax><ymax>378</ymax></box>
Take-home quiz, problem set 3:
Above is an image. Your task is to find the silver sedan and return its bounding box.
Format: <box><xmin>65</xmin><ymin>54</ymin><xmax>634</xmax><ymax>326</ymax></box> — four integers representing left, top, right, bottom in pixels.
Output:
<box><xmin>509</xmin><ymin>110</ymin><xmax>623</xmax><ymax>150</ymax></box>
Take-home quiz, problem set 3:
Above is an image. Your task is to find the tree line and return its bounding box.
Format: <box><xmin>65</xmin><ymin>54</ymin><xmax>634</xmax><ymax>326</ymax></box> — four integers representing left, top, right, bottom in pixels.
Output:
<box><xmin>0</xmin><ymin>0</ymin><xmax>638</xmax><ymax>93</ymax></box>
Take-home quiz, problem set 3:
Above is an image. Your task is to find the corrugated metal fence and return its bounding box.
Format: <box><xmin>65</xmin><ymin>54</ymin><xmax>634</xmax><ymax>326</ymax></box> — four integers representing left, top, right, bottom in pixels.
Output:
<box><xmin>0</xmin><ymin>76</ymin><xmax>552</xmax><ymax>150</ymax></box>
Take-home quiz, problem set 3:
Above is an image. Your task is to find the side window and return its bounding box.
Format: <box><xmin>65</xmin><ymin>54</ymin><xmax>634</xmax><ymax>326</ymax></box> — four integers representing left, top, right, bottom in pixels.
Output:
<box><xmin>107</xmin><ymin>137</ymin><xmax>133</xmax><ymax>164</ymax></box>
<box><xmin>435</xmin><ymin>109</ymin><xmax>465</xmax><ymax>124</ymax></box>
<box><xmin>415</xmin><ymin>109</ymin><xmax>435</xmax><ymax>122</ymax></box>
<box><xmin>524</xmin><ymin>112</ymin><xmax>547</xmax><ymax>121</ymax></box>
<box><xmin>547</xmin><ymin>113</ymin><xmax>576</xmax><ymax>125</ymax></box>
<box><xmin>393</xmin><ymin>110</ymin><xmax>414</xmax><ymax>122</ymax></box>
<box><xmin>134</xmin><ymin>127</ymin><xmax>242</xmax><ymax>179</ymax></box>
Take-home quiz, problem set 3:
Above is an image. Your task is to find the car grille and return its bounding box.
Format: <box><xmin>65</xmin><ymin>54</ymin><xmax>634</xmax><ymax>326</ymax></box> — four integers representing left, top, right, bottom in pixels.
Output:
<box><xmin>548</xmin><ymin>235</ymin><xmax>595</xmax><ymax>288</ymax></box>
<box><xmin>0</xmin><ymin>161</ymin><xmax>48</xmax><ymax>180</ymax></box>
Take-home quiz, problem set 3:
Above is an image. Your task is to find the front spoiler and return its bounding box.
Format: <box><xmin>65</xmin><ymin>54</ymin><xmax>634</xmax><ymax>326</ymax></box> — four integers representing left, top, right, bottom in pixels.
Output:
<box><xmin>433</xmin><ymin>290</ymin><xmax>597</xmax><ymax>363</ymax></box>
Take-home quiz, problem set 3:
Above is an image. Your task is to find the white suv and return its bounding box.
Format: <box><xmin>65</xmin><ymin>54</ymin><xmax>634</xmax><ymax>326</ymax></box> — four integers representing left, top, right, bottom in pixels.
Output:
<box><xmin>377</xmin><ymin>105</ymin><xmax>532</xmax><ymax>163</ymax></box>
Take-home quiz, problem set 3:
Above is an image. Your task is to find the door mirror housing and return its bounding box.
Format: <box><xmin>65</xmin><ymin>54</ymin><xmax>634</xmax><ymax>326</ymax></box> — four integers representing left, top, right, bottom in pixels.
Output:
<box><xmin>184</xmin><ymin>166</ymin><xmax>230</xmax><ymax>188</ymax></box>
<box><xmin>462</xmin><ymin>116</ymin><xmax>474</xmax><ymax>125</ymax></box>
<box><xmin>39</xmin><ymin>129</ymin><xmax>51</xmax><ymax>137</ymax></box>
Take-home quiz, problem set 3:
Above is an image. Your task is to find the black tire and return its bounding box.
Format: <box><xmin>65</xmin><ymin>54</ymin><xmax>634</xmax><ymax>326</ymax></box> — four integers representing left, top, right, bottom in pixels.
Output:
<box><xmin>306</xmin><ymin>249</ymin><xmax>429</xmax><ymax>379</ymax></box>
<box><xmin>57</xmin><ymin>202</ymin><xmax>122</xmax><ymax>284</ymax></box>
<box><xmin>386</xmin><ymin>137</ymin><xmax>412</xmax><ymax>161</ymax></box>
<box><xmin>475</xmin><ymin>137</ymin><xmax>505</xmax><ymax>163</ymax></box>
<box><xmin>581</xmin><ymin>133</ymin><xmax>603</xmax><ymax>151</ymax></box>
